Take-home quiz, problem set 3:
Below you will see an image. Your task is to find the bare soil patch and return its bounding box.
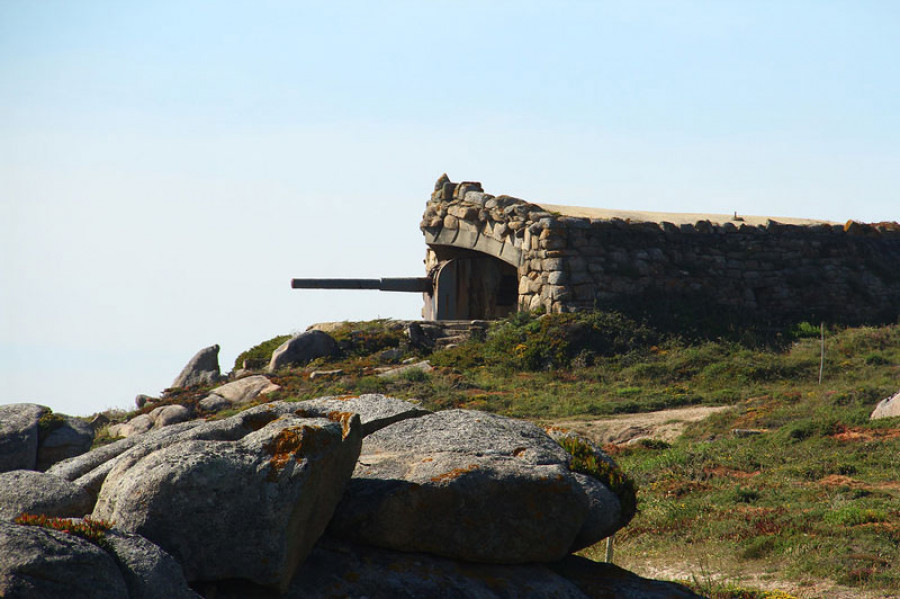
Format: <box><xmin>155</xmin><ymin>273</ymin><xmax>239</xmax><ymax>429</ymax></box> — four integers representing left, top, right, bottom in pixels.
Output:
<box><xmin>545</xmin><ymin>405</ymin><xmax>732</xmax><ymax>445</ymax></box>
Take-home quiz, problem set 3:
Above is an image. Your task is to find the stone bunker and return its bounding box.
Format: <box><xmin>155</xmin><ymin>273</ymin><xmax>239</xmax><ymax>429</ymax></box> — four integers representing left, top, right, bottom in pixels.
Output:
<box><xmin>421</xmin><ymin>174</ymin><xmax>900</xmax><ymax>325</ymax></box>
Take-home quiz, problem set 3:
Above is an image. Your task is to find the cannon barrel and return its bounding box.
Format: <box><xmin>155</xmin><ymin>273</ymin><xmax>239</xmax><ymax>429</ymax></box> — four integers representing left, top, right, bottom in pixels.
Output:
<box><xmin>291</xmin><ymin>277</ymin><xmax>432</xmax><ymax>293</ymax></box>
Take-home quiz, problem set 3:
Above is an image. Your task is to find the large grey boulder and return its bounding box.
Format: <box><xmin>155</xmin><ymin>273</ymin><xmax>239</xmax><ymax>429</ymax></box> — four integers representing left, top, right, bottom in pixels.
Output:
<box><xmin>0</xmin><ymin>470</ymin><xmax>93</xmax><ymax>521</ymax></box>
<box><xmin>104</xmin><ymin>530</ymin><xmax>200</xmax><ymax>599</ymax></box>
<box><xmin>108</xmin><ymin>413</ymin><xmax>154</xmax><ymax>439</ymax></box>
<box><xmin>93</xmin><ymin>411</ymin><xmax>362</xmax><ymax>592</ymax></box>
<box><xmin>328</xmin><ymin>409</ymin><xmax>623</xmax><ymax>564</ymax></box>
<box><xmin>171</xmin><ymin>344</ymin><xmax>221</xmax><ymax>388</ymax></box>
<box><xmin>871</xmin><ymin>389</ymin><xmax>900</xmax><ymax>420</ymax></box>
<box><xmin>0</xmin><ymin>520</ymin><xmax>129</xmax><ymax>599</ymax></box>
<box><xmin>268</xmin><ymin>330</ymin><xmax>339</xmax><ymax>371</ymax></box>
<box><xmin>36</xmin><ymin>415</ymin><xmax>94</xmax><ymax>471</ymax></box>
<box><xmin>0</xmin><ymin>403</ymin><xmax>47</xmax><ymax>472</ymax></box>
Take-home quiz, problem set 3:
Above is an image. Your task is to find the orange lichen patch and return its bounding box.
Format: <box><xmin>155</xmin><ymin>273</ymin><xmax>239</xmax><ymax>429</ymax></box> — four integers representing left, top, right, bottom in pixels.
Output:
<box><xmin>293</xmin><ymin>409</ymin><xmax>309</xmax><ymax>417</ymax></box>
<box><xmin>512</xmin><ymin>447</ymin><xmax>528</xmax><ymax>457</ymax></box>
<box><xmin>430</xmin><ymin>464</ymin><xmax>479</xmax><ymax>483</ymax></box>
<box><xmin>702</xmin><ymin>466</ymin><xmax>761</xmax><ymax>479</ymax></box>
<box><xmin>420</xmin><ymin>457</ymin><xmax>433</xmax><ymax>462</ymax></box>
<box><xmin>544</xmin><ymin>426</ymin><xmax>570</xmax><ymax>435</ymax></box>
<box><xmin>334</xmin><ymin>395</ymin><xmax>359</xmax><ymax>401</ymax></box>
<box><xmin>264</xmin><ymin>425</ymin><xmax>332</xmax><ymax>481</ymax></box>
<box><xmin>327</xmin><ymin>411</ymin><xmax>355</xmax><ymax>439</ymax></box>
<box><xmin>830</xmin><ymin>426</ymin><xmax>900</xmax><ymax>442</ymax></box>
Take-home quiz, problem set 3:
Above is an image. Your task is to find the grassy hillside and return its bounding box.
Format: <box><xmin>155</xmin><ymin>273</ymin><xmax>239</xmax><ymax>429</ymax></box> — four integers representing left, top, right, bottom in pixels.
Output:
<box><xmin>148</xmin><ymin>313</ymin><xmax>900</xmax><ymax>596</ymax></box>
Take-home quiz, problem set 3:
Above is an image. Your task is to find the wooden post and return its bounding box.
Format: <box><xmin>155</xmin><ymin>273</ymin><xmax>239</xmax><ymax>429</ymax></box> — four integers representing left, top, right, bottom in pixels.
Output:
<box><xmin>605</xmin><ymin>534</ymin><xmax>614</xmax><ymax>563</ymax></box>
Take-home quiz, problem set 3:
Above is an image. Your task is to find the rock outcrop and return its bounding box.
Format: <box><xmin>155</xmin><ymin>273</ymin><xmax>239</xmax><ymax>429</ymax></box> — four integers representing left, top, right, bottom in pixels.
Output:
<box><xmin>170</xmin><ymin>344</ymin><xmax>222</xmax><ymax>388</ymax></box>
<box><xmin>0</xmin><ymin>395</ymin><xmax>699</xmax><ymax>598</ymax></box>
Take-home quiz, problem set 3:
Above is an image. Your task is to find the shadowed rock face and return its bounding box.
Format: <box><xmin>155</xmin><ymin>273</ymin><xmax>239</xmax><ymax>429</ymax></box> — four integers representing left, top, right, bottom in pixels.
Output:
<box><xmin>36</xmin><ymin>415</ymin><xmax>94</xmax><ymax>471</ymax></box>
<box><xmin>0</xmin><ymin>521</ymin><xmax>129</xmax><ymax>599</ymax></box>
<box><xmin>0</xmin><ymin>403</ymin><xmax>47</xmax><ymax>473</ymax></box>
<box><xmin>0</xmin><ymin>520</ymin><xmax>199</xmax><ymax>599</ymax></box>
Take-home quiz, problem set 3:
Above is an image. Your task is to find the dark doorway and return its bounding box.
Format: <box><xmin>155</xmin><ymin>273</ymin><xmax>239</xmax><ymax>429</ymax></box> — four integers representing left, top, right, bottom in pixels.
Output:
<box><xmin>432</xmin><ymin>252</ymin><xmax>518</xmax><ymax>320</ymax></box>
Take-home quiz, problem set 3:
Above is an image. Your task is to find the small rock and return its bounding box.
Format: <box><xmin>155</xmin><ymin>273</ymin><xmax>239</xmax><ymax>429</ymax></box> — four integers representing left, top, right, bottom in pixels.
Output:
<box><xmin>198</xmin><ymin>394</ymin><xmax>231</xmax><ymax>412</ymax></box>
<box><xmin>109</xmin><ymin>414</ymin><xmax>154</xmax><ymax>439</ymax></box>
<box><xmin>268</xmin><ymin>331</ymin><xmax>339</xmax><ymax>372</ymax></box>
<box><xmin>149</xmin><ymin>405</ymin><xmax>192</xmax><ymax>428</ymax></box>
<box><xmin>309</xmin><ymin>369</ymin><xmax>344</xmax><ymax>381</ymax></box>
<box><xmin>376</xmin><ymin>360</ymin><xmax>433</xmax><ymax>379</ymax></box>
<box><xmin>135</xmin><ymin>394</ymin><xmax>155</xmax><ymax>409</ymax></box>
<box><xmin>209</xmin><ymin>375</ymin><xmax>280</xmax><ymax>405</ymax></box>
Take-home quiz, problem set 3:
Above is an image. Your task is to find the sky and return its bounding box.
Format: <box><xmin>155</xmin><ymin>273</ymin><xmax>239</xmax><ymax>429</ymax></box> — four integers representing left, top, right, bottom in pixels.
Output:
<box><xmin>2</xmin><ymin>1</ymin><xmax>898</xmax><ymax>416</ymax></box>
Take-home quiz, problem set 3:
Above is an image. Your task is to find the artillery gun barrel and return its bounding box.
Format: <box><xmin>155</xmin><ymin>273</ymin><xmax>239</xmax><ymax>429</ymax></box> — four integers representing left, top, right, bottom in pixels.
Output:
<box><xmin>291</xmin><ymin>277</ymin><xmax>432</xmax><ymax>293</ymax></box>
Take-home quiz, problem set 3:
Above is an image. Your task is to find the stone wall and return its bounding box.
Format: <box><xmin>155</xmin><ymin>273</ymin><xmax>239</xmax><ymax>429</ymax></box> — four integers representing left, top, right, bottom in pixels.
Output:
<box><xmin>421</xmin><ymin>176</ymin><xmax>900</xmax><ymax>326</ymax></box>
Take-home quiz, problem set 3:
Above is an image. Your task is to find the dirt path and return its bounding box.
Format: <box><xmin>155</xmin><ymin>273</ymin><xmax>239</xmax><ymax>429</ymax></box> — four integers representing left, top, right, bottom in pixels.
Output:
<box><xmin>629</xmin><ymin>560</ymin><xmax>895</xmax><ymax>599</ymax></box>
<box><xmin>545</xmin><ymin>405</ymin><xmax>732</xmax><ymax>445</ymax></box>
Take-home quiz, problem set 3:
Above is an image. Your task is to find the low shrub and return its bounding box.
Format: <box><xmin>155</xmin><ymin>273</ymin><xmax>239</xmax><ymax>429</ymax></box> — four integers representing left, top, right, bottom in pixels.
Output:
<box><xmin>556</xmin><ymin>435</ymin><xmax>638</xmax><ymax>526</ymax></box>
<box><xmin>14</xmin><ymin>513</ymin><xmax>113</xmax><ymax>550</ymax></box>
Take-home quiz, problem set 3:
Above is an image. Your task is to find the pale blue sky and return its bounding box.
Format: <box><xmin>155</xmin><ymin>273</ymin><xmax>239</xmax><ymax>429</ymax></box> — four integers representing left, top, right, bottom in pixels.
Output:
<box><xmin>2</xmin><ymin>1</ymin><xmax>898</xmax><ymax>415</ymax></box>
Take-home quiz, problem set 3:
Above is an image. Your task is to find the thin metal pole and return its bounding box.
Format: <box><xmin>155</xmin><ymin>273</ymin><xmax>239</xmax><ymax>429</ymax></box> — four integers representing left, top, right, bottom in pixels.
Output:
<box><xmin>818</xmin><ymin>322</ymin><xmax>825</xmax><ymax>385</ymax></box>
<box><xmin>605</xmin><ymin>534</ymin><xmax>615</xmax><ymax>563</ymax></box>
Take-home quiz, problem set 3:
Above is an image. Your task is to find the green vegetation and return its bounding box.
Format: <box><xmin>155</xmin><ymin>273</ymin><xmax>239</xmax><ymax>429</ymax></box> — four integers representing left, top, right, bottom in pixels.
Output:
<box><xmin>233</xmin><ymin>334</ymin><xmax>292</xmax><ymax>370</ymax></box>
<box><xmin>37</xmin><ymin>410</ymin><xmax>66</xmax><ymax>443</ymax></box>
<box><xmin>169</xmin><ymin>311</ymin><xmax>900</xmax><ymax>593</ymax></box>
<box><xmin>557</xmin><ymin>434</ymin><xmax>638</xmax><ymax>525</ymax></box>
